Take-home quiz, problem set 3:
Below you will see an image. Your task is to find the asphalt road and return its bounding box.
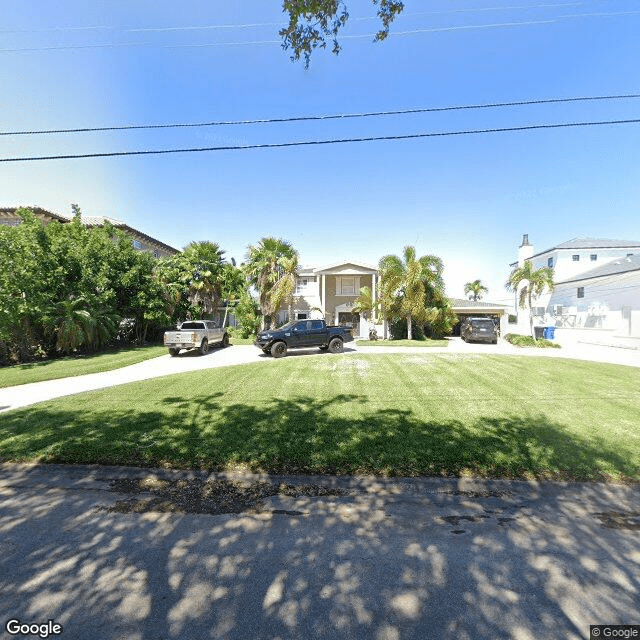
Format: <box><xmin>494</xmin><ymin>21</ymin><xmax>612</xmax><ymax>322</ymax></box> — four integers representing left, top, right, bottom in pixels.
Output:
<box><xmin>0</xmin><ymin>464</ymin><xmax>639</xmax><ymax>640</ymax></box>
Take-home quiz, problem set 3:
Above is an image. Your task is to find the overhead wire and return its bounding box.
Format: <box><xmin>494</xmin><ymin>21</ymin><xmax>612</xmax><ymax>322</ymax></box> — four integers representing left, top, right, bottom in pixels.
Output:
<box><xmin>2</xmin><ymin>93</ymin><xmax>639</xmax><ymax>137</ymax></box>
<box><xmin>0</xmin><ymin>9</ymin><xmax>638</xmax><ymax>53</ymax></box>
<box><xmin>1</xmin><ymin>118</ymin><xmax>639</xmax><ymax>163</ymax></box>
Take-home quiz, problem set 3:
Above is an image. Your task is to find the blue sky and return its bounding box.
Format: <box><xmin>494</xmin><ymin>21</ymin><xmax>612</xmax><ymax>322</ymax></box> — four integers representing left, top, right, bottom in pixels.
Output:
<box><xmin>2</xmin><ymin>0</ymin><xmax>639</xmax><ymax>303</ymax></box>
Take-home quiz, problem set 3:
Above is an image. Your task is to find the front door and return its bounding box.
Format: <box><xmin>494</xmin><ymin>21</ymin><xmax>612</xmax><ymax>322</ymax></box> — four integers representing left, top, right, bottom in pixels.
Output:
<box><xmin>338</xmin><ymin>312</ymin><xmax>359</xmax><ymax>336</ymax></box>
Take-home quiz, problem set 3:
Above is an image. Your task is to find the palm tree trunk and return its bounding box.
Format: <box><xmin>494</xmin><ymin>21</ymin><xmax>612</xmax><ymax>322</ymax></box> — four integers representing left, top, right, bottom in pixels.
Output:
<box><xmin>407</xmin><ymin>314</ymin><xmax>412</xmax><ymax>340</ymax></box>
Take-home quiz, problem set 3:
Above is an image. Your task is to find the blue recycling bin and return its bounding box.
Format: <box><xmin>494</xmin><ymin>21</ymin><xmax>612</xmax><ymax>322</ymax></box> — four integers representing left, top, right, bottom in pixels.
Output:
<box><xmin>543</xmin><ymin>326</ymin><xmax>555</xmax><ymax>340</ymax></box>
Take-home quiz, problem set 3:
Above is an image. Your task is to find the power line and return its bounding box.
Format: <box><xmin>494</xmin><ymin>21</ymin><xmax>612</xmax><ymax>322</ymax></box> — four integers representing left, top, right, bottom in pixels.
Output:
<box><xmin>1</xmin><ymin>118</ymin><xmax>638</xmax><ymax>163</ymax></box>
<box><xmin>2</xmin><ymin>93</ymin><xmax>638</xmax><ymax>137</ymax></box>
<box><xmin>0</xmin><ymin>2</ymin><xmax>593</xmax><ymax>34</ymax></box>
<box><xmin>1</xmin><ymin>10</ymin><xmax>638</xmax><ymax>53</ymax></box>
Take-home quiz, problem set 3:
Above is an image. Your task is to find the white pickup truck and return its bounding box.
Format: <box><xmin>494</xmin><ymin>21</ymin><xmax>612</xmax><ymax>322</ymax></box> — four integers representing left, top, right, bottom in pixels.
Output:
<box><xmin>164</xmin><ymin>320</ymin><xmax>229</xmax><ymax>356</ymax></box>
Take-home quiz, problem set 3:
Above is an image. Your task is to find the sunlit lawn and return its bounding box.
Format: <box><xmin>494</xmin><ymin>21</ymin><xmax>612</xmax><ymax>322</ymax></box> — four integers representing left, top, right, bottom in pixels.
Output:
<box><xmin>1</xmin><ymin>354</ymin><xmax>639</xmax><ymax>481</ymax></box>
<box><xmin>356</xmin><ymin>339</ymin><xmax>448</xmax><ymax>347</ymax></box>
<box><xmin>0</xmin><ymin>345</ymin><xmax>167</xmax><ymax>388</ymax></box>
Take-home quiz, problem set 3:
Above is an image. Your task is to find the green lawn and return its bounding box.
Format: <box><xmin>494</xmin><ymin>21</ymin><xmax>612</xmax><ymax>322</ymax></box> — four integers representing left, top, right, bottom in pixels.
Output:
<box><xmin>0</xmin><ymin>345</ymin><xmax>167</xmax><ymax>388</ymax></box>
<box><xmin>356</xmin><ymin>339</ymin><xmax>448</xmax><ymax>347</ymax></box>
<box><xmin>2</xmin><ymin>354</ymin><xmax>639</xmax><ymax>481</ymax></box>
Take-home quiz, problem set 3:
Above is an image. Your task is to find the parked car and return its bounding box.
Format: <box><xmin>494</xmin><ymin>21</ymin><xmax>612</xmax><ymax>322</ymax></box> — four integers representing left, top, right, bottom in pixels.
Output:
<box><xmin>461</xmin><ymin>317</ymin><xmax>498</xmax><ymax>344</ymax></box>
<box><xmin>255</xmin><ymin>319</ymin><xmax>353</xmax><ymax>358</ymax></box>
<box><xmin>164</xmin><ymin>320</ymin><xmax>229</xmax><ymax>356</ymax></box>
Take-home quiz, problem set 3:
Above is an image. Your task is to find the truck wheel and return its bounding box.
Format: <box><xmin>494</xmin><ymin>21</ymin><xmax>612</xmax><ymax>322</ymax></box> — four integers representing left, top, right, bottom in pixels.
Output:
<box><xmin>168</xmin><ymin>348</ymin><xmax>180</xmax><ymax>357</ymax></box>
<box><xmin>328</xmin><ymin>338</ymin><xmax>343</xmax><ymax>354</ymax></box>
<box><xmin>221</xmin><ymin>333</ymin><xmax>229</xmax><ymax>348</ymax></box>
<box><xmin>200</xmin><ymin>338</ymin><xmax>209</xmax><ymax>355</ymax></box>
<box><xmin>271</xmin><ymin>341</ymin><xmax>287</xmax><ymax>358</ymax></box>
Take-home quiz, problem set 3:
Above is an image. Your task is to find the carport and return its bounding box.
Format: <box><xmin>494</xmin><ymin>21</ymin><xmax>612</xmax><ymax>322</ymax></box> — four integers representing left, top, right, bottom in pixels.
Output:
<box><xmin>449</xmin><ymin>298</ymin><xmax>511</xmax><ymax>336</ymax></box>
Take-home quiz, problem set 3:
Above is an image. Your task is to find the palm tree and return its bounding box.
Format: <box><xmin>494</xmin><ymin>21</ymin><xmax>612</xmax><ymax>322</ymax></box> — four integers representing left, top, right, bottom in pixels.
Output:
<box><xmin>464</xmin><ymin>279</ymin><xmax>489</xmax><ymax>301</ymax></box>
<box><xmin>270</xmin><ymin>254</ymin><xmax>300</xmax><ymax>327</ymax></box>
<box><xmin>379</xmin><ymin>246</ymin><xmax>444</xmax><ymax>340</ymax></box>
<box><xmin>244</xmin><ymin>237</ymin><xmax>299</xmax><ymax>329</ymax></box>
<box><xmin>506</xmin><ymin>260</ymin><xmax>554</xmax><ymax>339</ymax></box>
<box><xmin>352</xmin><ymin>286</ymin><xmax>377</xmax><ymax>319</ymax></box>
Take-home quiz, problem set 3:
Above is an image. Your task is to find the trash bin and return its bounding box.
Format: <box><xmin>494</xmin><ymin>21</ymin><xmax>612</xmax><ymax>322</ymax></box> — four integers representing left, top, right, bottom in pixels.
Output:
<box><xmin>543</xmin><ymin>326</ymin><xmax>555</xmax><ymax>340</ymax></box>
<box><xmin>534</xmin><ymin>326</ymin><xmax>545</xmax><ymax>339</ymax></box>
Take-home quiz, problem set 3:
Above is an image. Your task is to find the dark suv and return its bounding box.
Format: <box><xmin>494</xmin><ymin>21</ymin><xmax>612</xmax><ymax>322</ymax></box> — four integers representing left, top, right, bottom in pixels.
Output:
<box><xmin>461</xmin><ymin>317</ymin><xmax>498</xmax><ymax>344</ymax></box>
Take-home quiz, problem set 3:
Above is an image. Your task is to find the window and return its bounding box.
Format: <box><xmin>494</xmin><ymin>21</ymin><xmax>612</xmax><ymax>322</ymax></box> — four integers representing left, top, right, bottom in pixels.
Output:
<box><xmin>336</xmin><ymin>276</ymin><xmax>359</xmax><ymax>296</ymax></box>
<box><xmin>153</xmin><ymin>250</ymin><xmax>159</xmax><ymax>258</ymax></box>
<box><xmin>547</xmin><ymin>257</ymin><xmax>553</xmax><ymax>267</ymax></box>
<box><xmin>132</xmin><ymin>239</ymin><xmax>142</xmax><ymax>249</ymax></box>
<box><xmin>296</xmin><ymin>313</ymin><xmax>307</xmax><ymax>320</ymax></box>
<box><xmin>311</xmin><ymin>320</ymin><xmax>324</xmax><ymax>330</ymax></box>
<box><xmin>590</xmin><ymin>254</ymin><xmax>597</xmax><ymax>261</ymax></box>
<box><xmin>572</xmin><ymin>254</ymin><xmax>580</xmax><ymax>261</ymax></box>
<box><xmin>627</xmin><ymin>253</ymin><xmax>634</xmax><ymax>257</ymax></box>
<box><xmin>577</xmin><ymin>287</ymin><xmax>585</xmax><ymax>298</ymax></box>
<box><xmin>295</xmin><ymin>278</ymin><xmax>308</xmax><ymax>294</ymax></box>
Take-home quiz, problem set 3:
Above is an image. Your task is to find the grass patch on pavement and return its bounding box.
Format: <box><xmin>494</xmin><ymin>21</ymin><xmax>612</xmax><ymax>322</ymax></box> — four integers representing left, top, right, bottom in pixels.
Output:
<box><xmin>0</xmin><ymin>345</ymin><xmax>167</xmax><ymax>388</ymax></box>
<box><xmin>356</xmin><ymin>339</ymin><xmax>448</xmax><ymax>347</ymax></box>
<box><xmin>1</xmin><ymin>354</ymin><xmax>639</xmax><ymax>481</ymax></box>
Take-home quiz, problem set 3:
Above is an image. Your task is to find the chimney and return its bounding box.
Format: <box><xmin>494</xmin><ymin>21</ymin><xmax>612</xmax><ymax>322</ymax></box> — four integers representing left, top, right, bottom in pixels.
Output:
<box><xmin>518</xmin><ymin>234</ymin><xmax>534</xmax><ymax>266</ymax></box>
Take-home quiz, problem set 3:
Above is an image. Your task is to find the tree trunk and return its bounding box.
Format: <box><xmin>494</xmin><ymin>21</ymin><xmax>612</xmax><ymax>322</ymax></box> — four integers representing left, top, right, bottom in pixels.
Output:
<box><xmin>407</xmin><ymin>314</ymin><xmax>412</xmax><ymax>340</ymax></box>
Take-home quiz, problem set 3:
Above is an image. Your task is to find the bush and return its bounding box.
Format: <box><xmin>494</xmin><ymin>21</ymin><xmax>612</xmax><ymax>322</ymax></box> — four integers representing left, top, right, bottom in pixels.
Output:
<box><xmin>389</xmin><ymin>318</ymin><xmax>426</xmax><ymax>341</ymax></box>
<box><xmin>504</xmin><ymin>333</ymin><xmax>561</xmax><ymax>349</ymax></box>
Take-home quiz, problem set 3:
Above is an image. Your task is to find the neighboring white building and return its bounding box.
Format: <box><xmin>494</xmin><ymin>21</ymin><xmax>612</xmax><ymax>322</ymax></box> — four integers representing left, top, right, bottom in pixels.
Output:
<box><xmin>510</xmin><ymin>234</ymin><xmax>640</xmax><ymax>338</ymax></box>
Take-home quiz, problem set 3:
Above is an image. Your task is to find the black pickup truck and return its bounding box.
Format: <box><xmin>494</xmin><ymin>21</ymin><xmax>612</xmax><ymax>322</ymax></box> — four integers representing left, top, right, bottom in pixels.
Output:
<box><xmin>255</xmin><ymin>319</ymin><xmax>354</xmax><ymax>357</ymax></box>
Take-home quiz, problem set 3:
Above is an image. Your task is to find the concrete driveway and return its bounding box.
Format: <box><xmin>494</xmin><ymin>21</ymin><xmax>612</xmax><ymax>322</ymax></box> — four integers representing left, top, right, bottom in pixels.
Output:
<box><xmin>2</xmin><ymin>338</ymin><xmax>640</xmax><ymax>413</ymax></box>
<box><xmin>0</xmin><ymin>463</ymin><xmax>638</xmax><ymax>640</ymax></box>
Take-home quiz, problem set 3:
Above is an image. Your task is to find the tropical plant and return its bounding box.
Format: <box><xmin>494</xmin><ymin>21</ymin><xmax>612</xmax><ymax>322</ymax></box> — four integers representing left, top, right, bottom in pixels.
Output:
<box><xmin>464</xmin><ymin>279</ymin><xmax>489</xmax><ymax>301</ymax></box>
<box><xmin>506</xmin><ymin>260</ymin><xmax>555</xmax><ymax>340</ymax></box>
<box><xmin>351</xmin><ymin>286</ymin><xmax>378</xmax><ymax>319</ymax></box>
<box><xmin>378</xmin><ymin>246</ymin><xmax>444</xmax><ymax>340</ymax></box>
<box><xmin>270</xmin><ymin>254</ymin><xmax>300</xmax><ymax>326</ymax></box>
<box><xmin>244</xmin><ymin>237</ymin><xmax>299</xmax><ymax>329</ymax></box>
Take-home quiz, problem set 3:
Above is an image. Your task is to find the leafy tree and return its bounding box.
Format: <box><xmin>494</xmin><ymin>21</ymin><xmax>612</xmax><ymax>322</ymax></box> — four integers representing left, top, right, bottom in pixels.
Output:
<box><xmin>464</xmin><ymin>279</ymin><xmax>489</xmax><ymax>302</ymax></box>
<box><xmin>244</xmin><ymin>237</ymin><xmax>299</xmax><ymax>329</ymax></box>
<box><xmin>506</xmin><ymin>260</ymin><xmax>554</xmax><ymax>340</ymax></box>
<box><xmin>281</xmin><ymin>0</ymin><xmax>405</xmax><ymax>66</ymax></box>
<box><xmin>379</xmin><ymin>246</ymin><xmax>444</xmax><ymax>340</ymax></box>
<box><xmin>271</xmin><ymin>254</ymin><xmax>300</xmax><ymax>325</ymax></box>
<box><xmin>232</xmin><ymin>290</ymin><xmax>262</xmax><ymax>338</ymax></box>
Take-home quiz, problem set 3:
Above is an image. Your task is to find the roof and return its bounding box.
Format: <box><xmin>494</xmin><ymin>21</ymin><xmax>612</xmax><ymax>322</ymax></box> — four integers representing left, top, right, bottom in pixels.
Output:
<box><xmin>527</xmin><ymin>237</ymin><xmax>640</xmax><ymax>260</ymax></box>
<box><xmin>314</xmin><ymin>260</ymin><xmax>378</xmax><ymax>273</ymax></box>
<box><xmin>0</xmin><ymin>206</ymin><xmax>69</xmax><ymax>224</ymax></box>
<box><xmin>448</xmin><ymin>297</ymin><xmax>510</xmax><ymax>311</ymax></box>
<box><xmin>556</xmin><ymin>253</ymin><xmax>640</xmax><ymax>284</ymax></box>
<box><xmin>77</xmin><ymin>215</ymin><xmax>179</xmax><ymax>254</ymax></box>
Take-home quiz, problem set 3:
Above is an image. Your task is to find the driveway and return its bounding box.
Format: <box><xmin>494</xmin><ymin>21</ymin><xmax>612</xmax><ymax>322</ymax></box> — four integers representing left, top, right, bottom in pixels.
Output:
<box><xmin>2</xmin><ymin>339</ymin><xmax>640</xmax><ymax>413</ymax></box>
<box><xmin>1</xmin><ymin>463</ymin><xmax>638</xmax><ymax>640</ymax></box>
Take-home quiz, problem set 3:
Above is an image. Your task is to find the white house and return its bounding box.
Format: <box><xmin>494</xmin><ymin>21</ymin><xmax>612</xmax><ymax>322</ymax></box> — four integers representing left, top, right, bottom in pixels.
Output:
<box><xmin>510</xmin><ymin>234</ymin><xmax>640</xmax><ymax>338</ymax></box>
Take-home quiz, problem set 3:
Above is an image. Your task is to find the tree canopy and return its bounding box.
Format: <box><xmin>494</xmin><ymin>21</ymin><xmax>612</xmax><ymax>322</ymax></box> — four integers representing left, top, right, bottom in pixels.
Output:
<box><xmin>281</xmin><ymin>0</ymin><xmax>404</xmax><ymax>66</ymax></box>
<box><xmin>464</xmin><ymin>279</ymin><xmax>489</xmax><ymax>302</ymax></box>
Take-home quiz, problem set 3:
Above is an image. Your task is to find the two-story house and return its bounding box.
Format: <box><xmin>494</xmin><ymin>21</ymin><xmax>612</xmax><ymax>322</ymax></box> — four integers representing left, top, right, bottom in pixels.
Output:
<box><xmin>511</xmin><ymin>234</ymin><xmax>640</xmax><ymax>337</ymax></box>
<box><xmin>1</xmin><ymin>206</ymin><xmax>178</xmax><ymax>258</ymax></box>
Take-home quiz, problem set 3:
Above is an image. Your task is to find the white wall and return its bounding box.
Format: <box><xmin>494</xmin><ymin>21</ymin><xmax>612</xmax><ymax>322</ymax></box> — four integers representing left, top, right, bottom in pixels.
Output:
<box><xmin>547</xmin><ymin>270</ymin><xmax>640</xmax><ymax>336</ymax></box>
<box><xmin>529</xmin><ymin>248</ymin><xmax>636</xmax><ymax>283</ymax></box>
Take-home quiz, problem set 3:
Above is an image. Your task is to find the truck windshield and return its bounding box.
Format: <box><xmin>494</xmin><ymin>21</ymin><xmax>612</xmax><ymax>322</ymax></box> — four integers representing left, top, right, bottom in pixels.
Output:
<box><xmin>180</xmin><ymin>322</ymin><xmax>205</xmax><ymax>329</ymax></box>
<box><xmin>277</xmin><ymin>321</ymin><xmax>297</xmax><ymax>330</ymax></box>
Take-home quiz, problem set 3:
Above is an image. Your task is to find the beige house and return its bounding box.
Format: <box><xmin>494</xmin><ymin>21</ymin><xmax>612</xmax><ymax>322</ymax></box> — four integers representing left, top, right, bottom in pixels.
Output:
<box><xmin>0</xmin><ymin>206</ymin><xmax>178</xmax><ymax>258</ymax></box>
<box><xmin>281</xmin><ymin>261</ymin><xmax>509</xmax><ymax>338</ymax></box>
<box><xmin>277</xmin><ymin>261</ymin><xmax>380</xmax><ymax>337</ymax></box>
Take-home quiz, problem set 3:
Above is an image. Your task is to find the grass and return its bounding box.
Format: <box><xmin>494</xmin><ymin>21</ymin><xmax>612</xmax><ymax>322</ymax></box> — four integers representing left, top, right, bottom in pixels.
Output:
<box><xmin>2</xmin><ymin>354</ymin><xmax>639</xmax><ymax>482</ymax></box>
<box><xmin>0</xmin><ymin>345</ymin><xmax>167</xmax><ymax>388</ymax></box>
<box><xmin>227</xmin><ymin>335</ymin><xmax>257</xmax><ymax>345</ymax></box>
<box><xmin>505</xmin><ymin>334</ymin><xmax>561</xmax><ymax>349</ymax></box>
<box><xmin>356</xmin><ymin>339</ymin><xmax>448</xmax><ymax>347</ymax></box>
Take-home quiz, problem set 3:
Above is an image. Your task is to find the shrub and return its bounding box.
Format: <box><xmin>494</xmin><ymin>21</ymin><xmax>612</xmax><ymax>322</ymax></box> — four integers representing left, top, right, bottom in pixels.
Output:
<box><xmin>504</xmin><ymin>333</ymin><xmax>561</xmax><ymax>348</ymax></box>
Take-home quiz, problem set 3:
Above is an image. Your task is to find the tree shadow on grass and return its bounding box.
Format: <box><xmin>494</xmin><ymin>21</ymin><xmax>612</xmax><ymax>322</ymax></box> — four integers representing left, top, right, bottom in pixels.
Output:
<box><xmin>0</xmin><ymin>393</ymin><xmax>637</xmax><ymax>480</ymax></box>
